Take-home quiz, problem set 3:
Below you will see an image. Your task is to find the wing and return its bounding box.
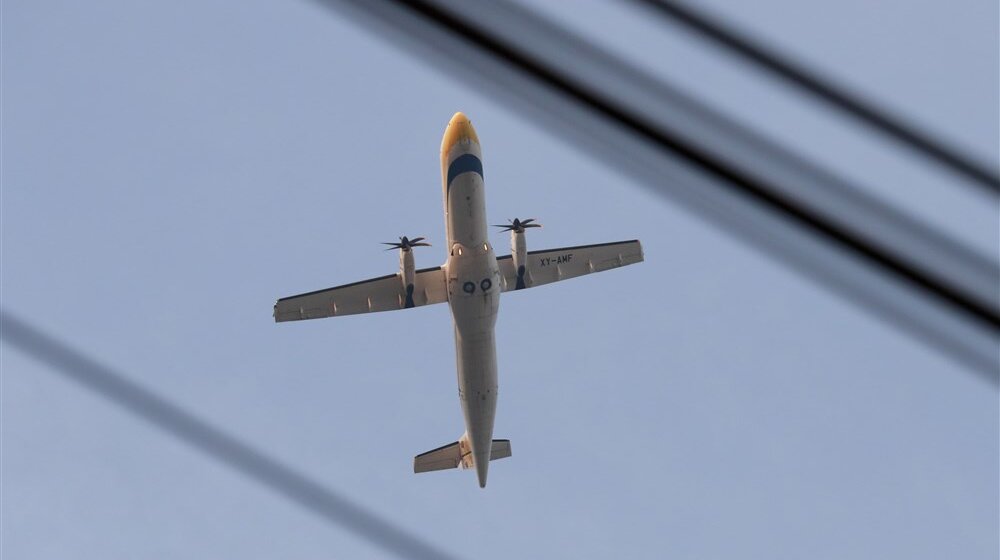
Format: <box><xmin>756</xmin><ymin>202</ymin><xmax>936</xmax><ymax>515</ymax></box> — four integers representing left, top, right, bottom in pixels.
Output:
<box><xmin>497</xmin><ymin>240</ymin><xmax>643</xmax><ymax>292</ymax></box>
<box><xmin>273</xmin><ymin>266</ymin><xmax>448</xmax><ymax>322</ymax></box>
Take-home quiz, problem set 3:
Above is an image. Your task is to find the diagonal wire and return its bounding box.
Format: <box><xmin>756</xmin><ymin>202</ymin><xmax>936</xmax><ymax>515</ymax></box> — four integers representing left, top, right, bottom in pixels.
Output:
<box><xmin>312</xmin><ymin>0</ymin><xmax>998</xmax><ymax>381</ymax></box>
<box><xmin>626</xmin><ymin>0</ymin><xmax>1000</xmax><ymax>195</ymax></box>
<box><xmin>0</xmin><ymin>309</ymin><xmax>461</xmax><ymax>560</ymax></box>
<box><xmin>370</xmin><ymin>0</ymin><xmax>998</xmax><ymax>330</ymax></box>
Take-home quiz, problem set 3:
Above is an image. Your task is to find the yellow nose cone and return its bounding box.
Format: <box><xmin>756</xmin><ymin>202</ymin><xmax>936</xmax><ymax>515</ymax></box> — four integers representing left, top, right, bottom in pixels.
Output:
<box><xmin>441</xmin><ymin>111</ymin><xmax>479</xmax><ymax>154</ymax></box>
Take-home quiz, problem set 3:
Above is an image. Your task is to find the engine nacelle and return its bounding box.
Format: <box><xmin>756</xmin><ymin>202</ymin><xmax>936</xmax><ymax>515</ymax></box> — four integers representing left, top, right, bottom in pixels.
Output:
<box><xmin>383</xmin><ymin>236</ymin><xmax>430</xmax><ymax>308</ymax></box>
<box><xmin>399</xmin><ymin>248</ymin><xmax>416</xmax><ymax>307</ymax></box>
<box><xmin>510</xmin><ymin>230</ymin><xmax>528</xmax><ymax>290</ymax></box>
<box><xmin>493</xmin><ymin>219</ymin><xmax>539</xmax><ymax>289</ymax></box>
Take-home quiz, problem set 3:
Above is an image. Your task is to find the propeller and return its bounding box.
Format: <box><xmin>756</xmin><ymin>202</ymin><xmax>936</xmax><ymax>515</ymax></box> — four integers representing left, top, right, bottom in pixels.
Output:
<box><xmin>493</xmin><ymin>218</ymin><xmax>542</xmax><ymax>233</ymax></box>
<box><xmin>382</xmin><ymin>236</ymin><xmax>431</xmax><ymax>251</ymax></box>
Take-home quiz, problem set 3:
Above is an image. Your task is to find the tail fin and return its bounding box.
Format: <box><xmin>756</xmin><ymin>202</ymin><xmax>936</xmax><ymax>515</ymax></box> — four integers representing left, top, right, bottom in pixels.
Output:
<box><xmin>413</xmin><ymin>438</ymin><xmax>511</xmax><ymax>473</ymax></box>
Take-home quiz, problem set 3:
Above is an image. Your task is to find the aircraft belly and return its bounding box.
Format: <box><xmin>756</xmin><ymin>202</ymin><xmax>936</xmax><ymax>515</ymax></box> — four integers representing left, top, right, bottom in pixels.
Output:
<box><xmin>439</xmin><ymin>113</ymin><xmax>501</xmax><ymax>486</ymax></box>
<box><xmin>454</xmin><ymin>325</ymin><xmax>498</xmax><ymax>468</ymax></box>
<box><xmin>446</xmin><ymin>174</ymin><xmax>488</xmax><ymax>248</ymax></box>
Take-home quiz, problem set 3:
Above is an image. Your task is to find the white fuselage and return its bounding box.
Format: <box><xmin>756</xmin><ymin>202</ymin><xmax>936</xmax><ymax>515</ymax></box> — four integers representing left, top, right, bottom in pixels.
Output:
<box><xmin>275</xmin><ymin>112</ymin><xmax>643</xmax><ymax>487</ymax></box>
<box><xmin>440</xmin><ymin>113</ymin><xmax>501</xmax><ymax>488</ymax></box>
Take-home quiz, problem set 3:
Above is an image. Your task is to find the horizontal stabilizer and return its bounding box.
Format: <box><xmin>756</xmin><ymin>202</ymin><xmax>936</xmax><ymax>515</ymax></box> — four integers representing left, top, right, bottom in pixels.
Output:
<box><xmin>489</xmin><ymin>439</ymin><xmax>511</xmax><ymax>461</ymax></box>
<box><xmin>414</xmin><ymin>439</ymin><xmax>512</xmax><ymax>473</ymax></box>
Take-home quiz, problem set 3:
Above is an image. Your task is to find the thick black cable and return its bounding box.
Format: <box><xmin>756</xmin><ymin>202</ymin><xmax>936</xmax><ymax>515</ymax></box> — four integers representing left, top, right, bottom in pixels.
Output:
<box><xmin>0</xmin><ymin>310</ymin><xmax>461</xmax><ymax>560</ymax></box>
<box><xmin>370</xmin><ymin>0</ymin><xmax>999</xmax><ymax>333</ymax></box>
<box><xmin>627</xmin><ymin>0</ymin><xmax>1000</xmax><ymax>195</ymax></box>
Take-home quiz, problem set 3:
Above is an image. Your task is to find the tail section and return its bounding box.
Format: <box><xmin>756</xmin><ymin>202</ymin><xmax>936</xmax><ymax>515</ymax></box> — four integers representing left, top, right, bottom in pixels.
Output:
<box><xmin>413</xmin><ymin>436</ymin><xmax>511</xmax><ymax>485</ymax></box>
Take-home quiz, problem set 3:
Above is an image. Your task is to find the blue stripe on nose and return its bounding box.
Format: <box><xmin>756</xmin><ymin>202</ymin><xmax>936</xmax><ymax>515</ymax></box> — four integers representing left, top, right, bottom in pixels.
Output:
<box><xmin>447</xmin><ymin>153</ymin><xmax>483</xmax><ymax>189</ymax></box>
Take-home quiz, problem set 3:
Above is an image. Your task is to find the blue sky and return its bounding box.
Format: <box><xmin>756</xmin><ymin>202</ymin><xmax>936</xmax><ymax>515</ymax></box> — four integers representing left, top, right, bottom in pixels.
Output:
<box><xmin>3</xmin><ymin>1</ymin><xmax>997</xmax><ymax>558</ymax></box>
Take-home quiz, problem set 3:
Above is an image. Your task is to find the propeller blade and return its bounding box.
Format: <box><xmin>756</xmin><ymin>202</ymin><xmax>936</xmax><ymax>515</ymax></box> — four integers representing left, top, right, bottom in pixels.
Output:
<box><xmin>381</xmin><ymin>236</ymin><xmax>430</xmax><ymax>250</ymax></box>
<box><xmin>493</xmin><ymin>218</ymin><xmax>541</xmax><ymax>233</ymax></box>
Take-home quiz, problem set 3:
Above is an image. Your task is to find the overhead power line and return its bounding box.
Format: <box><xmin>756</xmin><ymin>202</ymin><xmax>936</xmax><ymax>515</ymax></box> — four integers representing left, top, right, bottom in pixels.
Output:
<box><xmin>628</xmin><ymin>0</ymin><xmax>1000</xmax><ymax>195</ymax></box>
<box><xmin>0</xmin><ymin>310</ymin><xmax>461</xmax><ymax>560</ymax></box>
<box><xmin>317</xmin><ymin>0</ymin><xmax>999</xmax><ymax>381</ymax></box>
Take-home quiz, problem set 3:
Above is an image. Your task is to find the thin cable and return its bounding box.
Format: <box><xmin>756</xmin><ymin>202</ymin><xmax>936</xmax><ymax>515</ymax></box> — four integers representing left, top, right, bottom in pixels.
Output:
<box><xmin>367</xmin><ymin>0</ymin><xmax>999</xmax><ymax>331</ymax></box>
<box><xmin>0</xmin><ymin>309</ymin><xmax>461</xmax><ymax>560</ymax></box>
<box><xmin>312</xmin><ymin>0</ymin><xmax>998</xmax><ymax>380</ymax></box>
<box><xmin>626</xmin><ymin>0</ymin><xmax>1000</xmax><ymax>195</ymax></box>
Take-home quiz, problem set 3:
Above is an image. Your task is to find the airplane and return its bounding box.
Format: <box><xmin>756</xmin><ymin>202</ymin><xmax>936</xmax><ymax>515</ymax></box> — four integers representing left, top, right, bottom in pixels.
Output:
<box><xmin>274</xmin><ymin>112</ymin><xmax>643</xmax><ymax>488</ymax></box>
